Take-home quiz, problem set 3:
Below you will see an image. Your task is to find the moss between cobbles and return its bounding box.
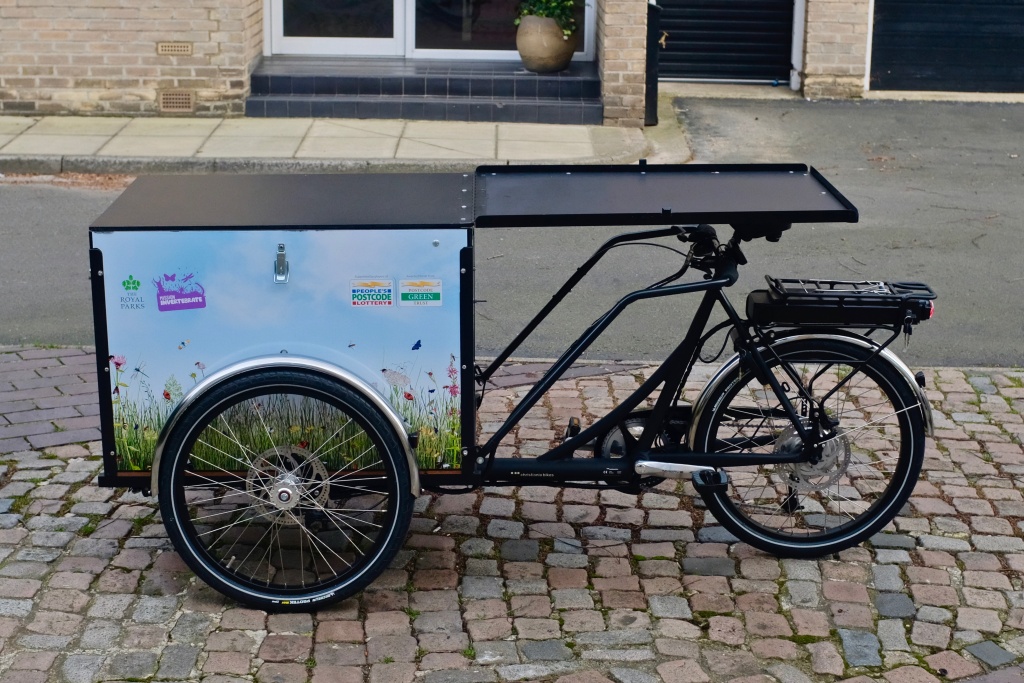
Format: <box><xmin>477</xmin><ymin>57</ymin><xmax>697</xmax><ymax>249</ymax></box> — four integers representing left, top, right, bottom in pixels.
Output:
<box><xmin>8</xmin><ymin>492</ymin><xmax>32</xmax><ymax>515</ymax></box>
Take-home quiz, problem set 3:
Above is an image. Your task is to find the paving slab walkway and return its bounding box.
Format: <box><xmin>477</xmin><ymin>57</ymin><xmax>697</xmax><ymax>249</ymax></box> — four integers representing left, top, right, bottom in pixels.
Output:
<box><xmin>0</xmin><ymin>116</ymin><xmax>648</xmax><ymax>175</ymax></box>
<box><xmin>1</xmin><ymin>345</ymin><xmax>1024</xmax><ymax>683</ymax></box>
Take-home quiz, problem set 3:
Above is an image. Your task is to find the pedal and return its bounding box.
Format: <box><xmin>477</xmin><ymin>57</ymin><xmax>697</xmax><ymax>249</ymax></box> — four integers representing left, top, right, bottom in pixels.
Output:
<box><xmin>562</xmin><ymin>417</ymin><xmax>581</xmax><ymax>443</ymax></box>
<box><xmin>691</xmin><ymin>469</ymin><xmax>729</xmax><ymax>494</ymax></box>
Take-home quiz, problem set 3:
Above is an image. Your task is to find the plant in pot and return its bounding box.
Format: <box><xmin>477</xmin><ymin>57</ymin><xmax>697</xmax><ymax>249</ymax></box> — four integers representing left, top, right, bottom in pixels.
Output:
<box><xmin>514</xmin><ymin>0</ymin><xmax>578</xmax><ymax>73</ymax></box>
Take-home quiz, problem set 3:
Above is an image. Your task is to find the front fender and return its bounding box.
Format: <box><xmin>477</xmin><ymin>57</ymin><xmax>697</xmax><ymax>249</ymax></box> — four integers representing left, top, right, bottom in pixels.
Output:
<box><xmin>150</xmin><ymin>356</ymin><xmax>421</xmax><ymax>496</ymax></box>
<box><xmin>688</xmin><ymin>333</ymin><xmax>933</xmax><ymax>447</ymax></box>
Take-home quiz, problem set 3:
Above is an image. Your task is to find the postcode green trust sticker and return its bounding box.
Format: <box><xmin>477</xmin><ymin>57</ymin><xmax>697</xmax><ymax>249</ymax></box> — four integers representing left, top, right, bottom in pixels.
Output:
<box><xmin>399</xmin><ymin>279</ymin><xmax>442</xmax><ymax>307</ymax></box>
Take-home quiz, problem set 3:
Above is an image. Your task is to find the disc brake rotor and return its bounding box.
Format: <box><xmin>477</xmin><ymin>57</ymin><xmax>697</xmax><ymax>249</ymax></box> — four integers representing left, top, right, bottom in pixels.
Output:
<box><xmin>245</xmin><ymin>446</ymin><xmax>329</xmax><ymax>525</ymax></box>
<box><xmin>776</xmin><ymin>423</ymin><xmax>851</xmax><ymax>492</ymax></box>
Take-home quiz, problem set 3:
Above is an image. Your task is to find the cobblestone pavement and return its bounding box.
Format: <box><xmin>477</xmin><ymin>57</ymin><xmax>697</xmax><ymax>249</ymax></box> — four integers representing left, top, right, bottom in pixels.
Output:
<box><xmin>2</xmin><ymin>346</ymin><xmax>1024</xmax><ymax>683</ymax></box>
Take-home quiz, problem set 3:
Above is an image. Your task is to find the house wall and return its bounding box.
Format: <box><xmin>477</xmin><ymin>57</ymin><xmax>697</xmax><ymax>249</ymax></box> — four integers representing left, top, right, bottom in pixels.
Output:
<box><xmin>802</xmin><ymin>0</ymin><xmax>870</xmax><ymax>98</ymax></box>
<box><xmin>0</xmin><ymin>0</ymin><xmax>263</xmax><ymax>115</ymax></box>
<box><xmin>596</xmin><ymin>0</ymin><xmax>647</xmax><ymax>127</ymax></box>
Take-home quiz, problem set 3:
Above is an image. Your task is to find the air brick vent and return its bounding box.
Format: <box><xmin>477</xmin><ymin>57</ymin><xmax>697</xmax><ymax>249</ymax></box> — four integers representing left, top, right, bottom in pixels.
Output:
<box><xmin>157</xmin><ymin>41</ymin><xmax>193</xmax><ymax>56</ymax></box>
<box><xmin>159</xmin><ymin>90</ymin><xmax>196</xmax><ymax>113</ymax></box>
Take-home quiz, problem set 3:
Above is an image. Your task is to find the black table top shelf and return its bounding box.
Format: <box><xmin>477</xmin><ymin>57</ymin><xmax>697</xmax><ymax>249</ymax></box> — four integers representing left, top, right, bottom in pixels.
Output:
<box><xmin>473</xmin><ymin>164</ymin><xmax>858</xmax><ymax>228</ymax></box>
<box><xmin>91</xmin><ymin>164</ymin><xmax>857</xmax><ymax>233</ymax></box>
<box><xmin>91</xmin><ymin>173</ymin><xmax>476</xmax><ymax>231</ymax></box>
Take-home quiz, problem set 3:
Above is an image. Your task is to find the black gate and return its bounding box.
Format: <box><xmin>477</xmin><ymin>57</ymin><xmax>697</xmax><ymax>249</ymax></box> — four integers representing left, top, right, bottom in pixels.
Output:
<box><xmin>657</xmin><ymin>0</ymin><xmax>794</xmax><ymax>82</ymax></box>
<box><xmin>871</xmin><ymin>0</ymin><xmax>1024</xmax><ymax>92</ymax></box>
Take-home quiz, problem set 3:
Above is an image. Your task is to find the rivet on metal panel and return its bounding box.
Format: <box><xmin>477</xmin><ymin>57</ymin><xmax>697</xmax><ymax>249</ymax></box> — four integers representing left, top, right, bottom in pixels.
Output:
<box><xmin>432</xmin><ymin>240</ymin><xmax>440</xmax><ymax>247</ymax></box>
<box><xmin>460</xmin><ymin>268</ymin><xmax>466</xmax><ymax>274</ymax></box>
<box><xmin>109</xmin><ymin>451</ymin><xmax>115</xmax><ymax>456</ymax></box>
<box><xmin>97</xmin><ymin>270</ymin><xmax>103</xmax><ymax>276</ymax></box>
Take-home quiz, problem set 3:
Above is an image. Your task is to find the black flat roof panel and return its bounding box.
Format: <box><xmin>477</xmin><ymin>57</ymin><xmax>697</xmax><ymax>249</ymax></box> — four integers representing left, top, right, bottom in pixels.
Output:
<box><xmin>92</xmin><ymin>173</ymin><xmax>474</xmax><ymax>230</ymax></box>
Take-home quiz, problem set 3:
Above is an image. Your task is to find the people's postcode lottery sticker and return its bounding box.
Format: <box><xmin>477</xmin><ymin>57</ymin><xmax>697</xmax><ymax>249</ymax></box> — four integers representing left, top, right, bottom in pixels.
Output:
<box><xmin>351</xmin><ymin>279</ymin><xmax>394</xmax><ymax>307</ymax></box>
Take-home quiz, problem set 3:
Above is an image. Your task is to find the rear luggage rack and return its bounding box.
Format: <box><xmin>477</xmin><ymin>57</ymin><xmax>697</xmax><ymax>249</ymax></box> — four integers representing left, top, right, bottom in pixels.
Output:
<box><xmin>747</xmin><ymin>277</ymin><xmax>936</xmax><ymax>327</ymax></box>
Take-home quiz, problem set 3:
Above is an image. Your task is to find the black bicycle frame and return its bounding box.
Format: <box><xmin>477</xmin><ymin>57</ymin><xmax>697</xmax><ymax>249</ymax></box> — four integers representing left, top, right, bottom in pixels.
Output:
<box><xmin>469</xmin><ymin>229</ymin><xmax>815</xmax><ymax>488</ymax></box>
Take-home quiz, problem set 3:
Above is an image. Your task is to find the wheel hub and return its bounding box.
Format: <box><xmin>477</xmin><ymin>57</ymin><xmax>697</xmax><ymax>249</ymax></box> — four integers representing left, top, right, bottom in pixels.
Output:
<box><xmin>776</xmin><ymin>422</ymin><xmax>851</xmax><ymax>492</ymax></box>
<box><xmin>246</xmin><ymin>446</ymin><xmax>329</xmax><ymax>524</ymax></box>
<box><xmin>269</xmin><ymin>477</ymin><xmax>300</xmax><ymax>511</ymax></box>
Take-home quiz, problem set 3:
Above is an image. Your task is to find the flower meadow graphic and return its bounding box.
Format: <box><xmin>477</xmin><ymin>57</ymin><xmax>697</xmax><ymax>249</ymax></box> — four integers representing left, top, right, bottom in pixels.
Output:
<box><xmin>96</xmin><ymin>228</ymin><xmax>468</xmax><ymax>473</ymax></box>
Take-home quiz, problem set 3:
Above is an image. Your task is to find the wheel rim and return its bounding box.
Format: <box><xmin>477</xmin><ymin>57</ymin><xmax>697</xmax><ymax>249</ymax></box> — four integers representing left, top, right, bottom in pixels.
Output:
<box><xmin>705</xmin><ymin>351</ymin><xmax>915</xmax><ymax>543</ymax></box>
<box><xmin>171</xmin><ymin>386</ymin><xmax>399</xmax><ymax>597</ymax></box>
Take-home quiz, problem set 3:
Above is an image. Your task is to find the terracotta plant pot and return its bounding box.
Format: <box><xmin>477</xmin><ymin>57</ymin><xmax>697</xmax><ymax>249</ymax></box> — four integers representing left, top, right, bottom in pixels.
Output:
<box><xmin>516</xmin><ymin>15</ymin><xmax>577</xmax><ymax>73</ymax></box>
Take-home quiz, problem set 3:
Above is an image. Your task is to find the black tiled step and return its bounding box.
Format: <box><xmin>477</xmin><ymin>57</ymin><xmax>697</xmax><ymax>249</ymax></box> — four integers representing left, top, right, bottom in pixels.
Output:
<box><xmin>245</xmin><ymin>94</ymin><xmax>603</xmax><ymax>124</ymax></box>
<box><xmin>247</xmin><ymin>56</ymin><xmax>602</xmax><ymax>124</ymax></box>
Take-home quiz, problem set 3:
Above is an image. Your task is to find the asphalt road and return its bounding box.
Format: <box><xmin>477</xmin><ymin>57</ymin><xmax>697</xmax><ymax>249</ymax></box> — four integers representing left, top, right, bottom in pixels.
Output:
<box><xmin>2</xmin><ymin>98</ymin><xmax>1022</xmax><ymax>367</ymax></box>
<box><xmin>475</xmin><ymin>98</ymin><xmax>1024</xmax><ymax>367</ymax></box>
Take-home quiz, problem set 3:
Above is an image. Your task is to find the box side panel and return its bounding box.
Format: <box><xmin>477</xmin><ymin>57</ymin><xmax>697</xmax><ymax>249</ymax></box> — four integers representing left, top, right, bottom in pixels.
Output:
<box><xmin>92</xmin><ymin>228</ymin><xmax>467</xmax><ymax>475</ymax></box>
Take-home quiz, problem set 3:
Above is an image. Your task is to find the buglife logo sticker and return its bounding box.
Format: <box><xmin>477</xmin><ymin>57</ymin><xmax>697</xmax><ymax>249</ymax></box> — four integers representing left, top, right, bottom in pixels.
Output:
<box><xmin>351</xmin><ymin>279</ymin><xmax>394</xmax><ymax>307</ymax></box>
<box><xmin>399</xmin><ymin>279</ymin><xmax>442</xmax><ymax>307</ymax></box>
<box><xmin>154</xmin><ymin>271</ymin><xmax>206</xmax><ymax>312</ymax></box>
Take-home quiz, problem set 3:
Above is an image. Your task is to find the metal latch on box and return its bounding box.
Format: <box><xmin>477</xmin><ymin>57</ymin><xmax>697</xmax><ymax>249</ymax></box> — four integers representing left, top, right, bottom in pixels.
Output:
<box><xmin>274</xmin><ymin>244</ymin><xmax>289</xmax><ymax>284</ymax></box>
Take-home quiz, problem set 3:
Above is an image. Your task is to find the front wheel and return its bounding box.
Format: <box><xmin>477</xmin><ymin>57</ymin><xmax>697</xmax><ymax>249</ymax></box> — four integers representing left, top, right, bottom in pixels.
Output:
<box><xmin>691</xmin><ymin>338</ymin><xmax>925</xmax><ymax>558</ymax></box>
<box><xmin>158</xmin><ymin>370</ymin><xmax>413</xmax><ymax>611</ymax></box>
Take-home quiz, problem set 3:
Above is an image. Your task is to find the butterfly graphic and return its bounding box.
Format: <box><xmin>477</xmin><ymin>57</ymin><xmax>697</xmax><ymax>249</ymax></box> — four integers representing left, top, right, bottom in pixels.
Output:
<box><xmin>411</xmin><ymin>340</ymin><xmax>422</xmax><ymax>351</ymax></box>
<box><xmin>164</xmin><ymin>274</ymin><xmax>176</xmax><ymax>282</ymax></box>
<box><xmin>178</xmin><ymin>339</ymin><xmax>191</xmax><ymax>350</ymax></box>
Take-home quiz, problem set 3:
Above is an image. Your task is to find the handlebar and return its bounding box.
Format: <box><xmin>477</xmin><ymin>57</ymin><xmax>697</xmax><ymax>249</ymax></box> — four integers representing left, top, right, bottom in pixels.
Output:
<box><xmin>677</xmin><ymin>225</ymin><xmax>744</xmax><ymax>286</ymax></box>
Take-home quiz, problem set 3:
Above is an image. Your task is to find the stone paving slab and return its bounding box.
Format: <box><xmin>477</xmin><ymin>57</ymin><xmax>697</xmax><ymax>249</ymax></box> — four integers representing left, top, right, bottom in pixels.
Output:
<box><xmin>1</xmin><ymin>346</ymin><xmax>1024</xmax><ymax>683</ymax></box>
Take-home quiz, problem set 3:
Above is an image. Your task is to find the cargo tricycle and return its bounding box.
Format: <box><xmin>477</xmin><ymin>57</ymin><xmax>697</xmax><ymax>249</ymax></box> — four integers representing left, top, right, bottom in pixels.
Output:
<box><xmin>90</xmin><ymin>163</ymin><xmax>935</xmax><ymax>610</ymax></box>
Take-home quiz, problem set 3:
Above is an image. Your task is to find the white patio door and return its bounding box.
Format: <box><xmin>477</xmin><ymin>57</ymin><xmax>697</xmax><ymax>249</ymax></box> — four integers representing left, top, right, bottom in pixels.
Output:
<box><xmin>271</xmin><ymin>0</ymin><xmax>405</xmax><ymax>56</ymax></box>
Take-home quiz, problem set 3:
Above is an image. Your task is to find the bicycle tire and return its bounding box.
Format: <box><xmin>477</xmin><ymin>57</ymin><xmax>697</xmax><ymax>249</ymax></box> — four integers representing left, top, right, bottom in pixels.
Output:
<box><xmin>690</xmin><ymin>337</ymin><xmax>924</xmax><ymax>558</ymax></box>
<box><xmin>158</xmin><ymin>369</ymin><xmax>413</xmax><ymax>611</ymax></box>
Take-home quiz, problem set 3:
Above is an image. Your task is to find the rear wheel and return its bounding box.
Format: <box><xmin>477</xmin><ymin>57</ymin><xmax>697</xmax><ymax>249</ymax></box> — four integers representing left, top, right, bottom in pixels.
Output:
<box><xmin>691</xmin><ymin>338</ymin><xmax>924</xmax><ymax>558</ymax></box>
<box><xmin>158</xmin><ymin>370</ymin><xmax>413</xmax><ymax>610</ymax></box>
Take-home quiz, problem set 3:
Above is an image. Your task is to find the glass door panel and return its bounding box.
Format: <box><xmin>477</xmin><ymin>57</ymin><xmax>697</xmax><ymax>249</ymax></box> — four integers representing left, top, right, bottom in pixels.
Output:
<box><xmin>414</xmin><ymin>0</ymin><xmax>517</xmax><ymax>50</ymax></box>
<box><xmin>272</xmin><ymin>0</ymin><xmax>404</xmax><ymax>55</ymax></box>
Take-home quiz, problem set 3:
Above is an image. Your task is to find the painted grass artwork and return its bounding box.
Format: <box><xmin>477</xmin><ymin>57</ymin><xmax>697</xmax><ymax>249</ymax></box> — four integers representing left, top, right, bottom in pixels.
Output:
<box><xmin>111</xmin><ymin>353</ymin><xmax>463</xmax><ymax>473</ymax></box>
<box><xmin>384</xmin><ymin>354</ymin><xmax>462</xmax><ymax>470</ymax></box>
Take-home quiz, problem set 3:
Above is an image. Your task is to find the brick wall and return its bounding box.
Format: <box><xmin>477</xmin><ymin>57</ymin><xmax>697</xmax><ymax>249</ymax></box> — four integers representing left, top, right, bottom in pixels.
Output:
<box><xmin>0</xmin><ymin>0</ymin><xmax>263</xmax><ymax>115</ymax></box>
<box><xmin>802</xmin><ymin>0</ymin><xmax>870</xmax><ymax>98</ymax></box>
<box><xmin>596</xmin><ymin>0</ymin><xmax>646</xmax><ymax>127</ymax></box>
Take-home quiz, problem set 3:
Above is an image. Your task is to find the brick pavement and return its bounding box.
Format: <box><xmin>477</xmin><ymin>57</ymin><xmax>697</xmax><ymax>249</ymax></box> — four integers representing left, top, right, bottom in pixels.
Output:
<box><xmin>1</xmin><ymin>345</ymin><xmax>1024</xmax><ymax>683</ymax></box>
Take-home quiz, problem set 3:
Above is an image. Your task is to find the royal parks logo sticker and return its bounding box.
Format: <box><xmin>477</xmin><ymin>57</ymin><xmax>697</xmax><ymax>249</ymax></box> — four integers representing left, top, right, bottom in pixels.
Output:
<box><xmin>351</xmin><ymin>279</ymin><xmax>394</xmax><ymax>307</ymax></box>
<box><xmin>120</xmin><ymin>274</ymin><xmax>145</xmax><ymax>310</ymax></box>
